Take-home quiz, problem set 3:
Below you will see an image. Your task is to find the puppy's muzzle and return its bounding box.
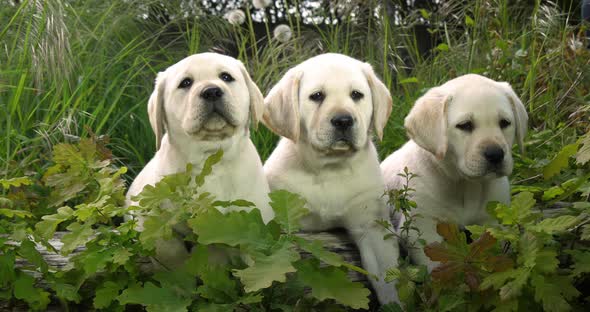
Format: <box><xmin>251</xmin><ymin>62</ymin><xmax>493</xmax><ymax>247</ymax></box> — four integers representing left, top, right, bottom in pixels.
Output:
<box><xmin>331</xmin><ymin>114</ymin><xmax>355</xmax><ymax>140</ymax></box>
<box><xmin>199</xmin><ymin>85</ymin><xmax>233</xmax><ymax>124</ymax></box>
<box><xmin>200</xmin><ymin>86</ymin><xmax>224</xmax><ymax>102</ymax></box>
<box><xmin>329</xmin><ymin>113</ymin><xmax>356</xmax><ymax>152</ymax></box>
<box><xmin>483</xmin><ymin>145</ymin><xmax>505</xmax><ymax>167</ymax></box>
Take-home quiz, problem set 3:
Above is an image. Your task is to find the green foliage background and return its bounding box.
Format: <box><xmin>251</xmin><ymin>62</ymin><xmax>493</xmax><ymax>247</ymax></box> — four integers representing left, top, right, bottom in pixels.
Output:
<box><xmin>1</xmin><ymin>0</ymin><xmax>590</xmax><ymax>311</ymax></box>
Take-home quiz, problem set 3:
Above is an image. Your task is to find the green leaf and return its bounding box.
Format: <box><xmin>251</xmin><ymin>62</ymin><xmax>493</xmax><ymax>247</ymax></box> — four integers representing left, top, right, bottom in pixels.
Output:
<box><xmin>53</xmin><ymin>282</ymin><xmax>81</xmax><ymax>302</ymax></box>
<box><xmin>94</xmin><ymin>280</ymin><xmax>125</xmax><ymax>309</ymax></box>
<box><xmin>582</xmin><ymin>224</ymin><xmax>590</xmax><ymax>241</ymax></box>
<box><xmin>233</xmin><ymin>240</ymin><xmax>300</xmax><ymax>292</ymax></box>
<box><xmin>498</xmin><ymin>267</ymin><xmax>529</xmax><ymax>300</ymax></box>
<box><xmin>112</xmin><ymin>247</ymin><xmax>133</xmax><ymax>265</ymax></box>
<box><xmin>293</xmin><ymin>237</ymin><xmax>343</xmax><ymax>267</ymax></box>
<box><xmin>399</xmin><ymin>77</ymin><xmax>419</xmax><ymax>84</ymax></box>
<box><xmin>269</xmin><ymin>190</ymin><xmax>309</xmax><ymax>234</ymax></box>
<box><xmin>139</xmin><ymin>211</ymin><xmax>180</xmax><ymax>250</ymax></box>
<box><xmin>79</xmin><ymin>247</ymin><xmax>113</xmax><ymax>275</ymax></box>
<box><xmin>0</xmin><ymin>208</ymin><xmax>33</xmax><ymax>218</ymax></box>
<box><xmin>543</xmin><ymin>144</ymin><xmax>578</xmax><ymax>180</ymax></box>
<box><xmin>195</xmin><ymin>150</ymin><xmax>223</xmax><ymax>187</ymax></box>
<box><xmin>465</xmin><ymin>15</ymin><xmax>475</xmax><ymax>26</ymax></box>
<box><xmin>118</xmin><ymin>282</ymin><xmax>191</xmax><ymax>312</ymax></box>
<box><xmin>154</xmin><ymin>270</ymin><xmax>197</xmax><ymax>298</ymax></box>
<box><xmin>13</xmin><ymin>273</ymin><xmax>51</xmax><ymax>310</ymax></box>
<box><xmin>18</xmin><ymin>239</ymin><xmax>48</xmax><ymax>273</ymax></box>
<box><xmin>528</xmin><ymin>215</ymin><xmax>578</xmax><ymax>234</ymax></box>
<box><xmin>481</xmin><ymin>269</ymin><xmax>520</xmax><ymax>290</ymax></box>
<box><xmin>489</xmin><ymin>193</ymin><xmax>536</xmax><ymax>225</ymax></box>
<box><xmin>189</xmin><ymin>209</ymin><xmax>274</xmax><ymax>252</ymax></box>
<box><xmin>531</xmin><ymin>274</ymin><xmax>579</xmax><ymax>312</ymax></box>
<box><xmin>435</xmin><ymin>43</ymin><xmax>449</xmax><ymax>52</ymax></box>
<box><xmin>60</xmin><ymin>222</ymin><xmax>94</xmax><ymax>255</ymax></box>
<box><xmin>0</xmin><ymin>176</ymin><xmax>33</xmax><ymax>189</ymax></box>
<box><xmin>35</xmin><ymin>206</ymin><xmax>74</xmax><ymax>240</ymax></box>
<box><xmin>418</xmin><ymin>9</ymin><xmax>430</xmax><ymax>19</ymax></box>
<box><xmin>295</xmin><ymin>259</ymin><xmax>370</xmax><ymax>309</ymax></box>
<box><xmin>185</xmin><ymin>246</ymin><xmax>239</xmax><ymax>302</ymax></box>
<box><xmin>438</xmin><ymin>293</ymin><xmax>465</xmax><ymax>312</ymax></box>
<box><xmin>534</xmin><ymin>249</ymin><xmax>559</xmax><ymax>273</ymax></box>
<box><xmin>0</xmin><ymin>251</ymin><xmax>16</xmax><ymax>287</ymax></box>
<box><xmin>566</xmin><ymin>249</ymin><xmax>590</xmax><ymax>278</ymax></box>
<box><xmin>542</xmin><ymin>186</ymin><xmax>564</xmax><ymax>201</ymax></box>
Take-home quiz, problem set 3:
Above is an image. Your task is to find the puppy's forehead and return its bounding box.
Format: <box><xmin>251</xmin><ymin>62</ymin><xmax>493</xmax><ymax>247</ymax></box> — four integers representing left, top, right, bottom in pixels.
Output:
<box><xmin>166</xmin><ymin>53</ymin><xmax>241</xmax><ymax>80</ymax></box>
<box><xmin>449</xmin><ymin>87</ymin><xmax>512</xmax><ymax>119</ymax></box>
<box><xmin>299</xmin><ymin>58</ymin><xmax>368</xmax><ymax>91</ymax></box>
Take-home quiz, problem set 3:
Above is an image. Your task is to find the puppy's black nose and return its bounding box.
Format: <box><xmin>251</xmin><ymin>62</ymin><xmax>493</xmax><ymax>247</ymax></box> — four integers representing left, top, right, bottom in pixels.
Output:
<box><xmin>483</xmin><ymin>146</ymin><xmax>504</xmax><ymax>165</ymax></box>
<box><xmin>331</xmin><ymin>114</ymin><xmax>354</xmax><ymax>130</ymax></box>
<box><xmin>200</xmin><ymin>86</ymin><xmax>223</xmax><ymax>101</ymax></box>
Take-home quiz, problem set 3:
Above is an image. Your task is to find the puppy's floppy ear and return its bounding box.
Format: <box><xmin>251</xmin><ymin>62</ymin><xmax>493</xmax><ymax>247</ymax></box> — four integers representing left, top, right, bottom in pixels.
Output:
<box><xmin>238</xmin><ymin>62</ymin><xmax>265</xmax><ymax>129</ymax></box>
<box><xmin>498</xmin><ymin>82</ymin><xmax>528</xmax><ymax>154</ymax></box>
<box><xmin>404</xmin><ymin>87</ymin><xmax>452</xmax><ymax>160</ymax></box>
<box><xmin>148</xmin><ymin>72</ymin><xmax>167</xmax><ymax>151</ymax></box>
<box><xmin>362</xmin><ymin>63</ymin><xmax>393</xmax><ymax>141</ymax></box>
<box><xmin>263</xmin><ymin>68</ymin><xmax>302</xmax><ymax>142</ymax></box>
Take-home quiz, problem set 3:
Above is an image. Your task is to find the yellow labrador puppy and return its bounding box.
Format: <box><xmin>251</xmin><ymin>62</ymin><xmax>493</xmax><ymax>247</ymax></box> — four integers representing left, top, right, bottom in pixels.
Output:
<box><xmin>263</xmin><ymin>53</ymin><xmax>399</xmax><ymax>304</ymax></box>
<box><xmin>381</xmin><ymin>74</ymin><xmax>528</xmax><ymax>271</ymax></box>
<box><xmin>126</xmin><ymin>53</ymin><xmax>274</xmax><ymax>268</ymax></box>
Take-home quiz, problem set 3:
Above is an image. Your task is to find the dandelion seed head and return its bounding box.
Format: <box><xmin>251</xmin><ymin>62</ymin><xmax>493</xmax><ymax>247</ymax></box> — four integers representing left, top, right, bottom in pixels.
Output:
<box><xmin>273</xmin><ymin>24</ymin><xmax>292</xmax><ymax>43</ymax></box>
<box><xmin>253</xmin><ymin>0</ymin><xmax>272</xmax><ymax>9</ymax></box>
<box><xmin>224</xmin><ymin>9</ymin><xmax>246</xmax><ymax>26</ymax></box>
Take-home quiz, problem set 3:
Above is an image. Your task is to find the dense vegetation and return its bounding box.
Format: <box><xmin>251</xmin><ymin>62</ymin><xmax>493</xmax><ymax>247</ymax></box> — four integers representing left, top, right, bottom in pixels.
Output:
<box><xmin>1</xmin><ymin>0</ymin><xmax>589</xmax><ymax>311</ymax></box>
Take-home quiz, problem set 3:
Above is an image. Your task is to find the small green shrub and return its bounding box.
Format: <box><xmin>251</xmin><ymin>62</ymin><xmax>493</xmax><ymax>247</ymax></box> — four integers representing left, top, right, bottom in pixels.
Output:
<box><xmin>380</xmin><ymin>133</ymin><xmax>590</xmax><ymax>312</ymax></box>
<box><xmin>0</xmin><ymin>138</ymin><xmax>372</xmax><ymax>311</ymax></box>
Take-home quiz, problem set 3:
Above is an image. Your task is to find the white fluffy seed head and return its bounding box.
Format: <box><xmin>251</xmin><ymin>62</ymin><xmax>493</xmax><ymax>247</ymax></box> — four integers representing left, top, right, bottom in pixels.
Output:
<box><xmin>273</xmin><ymin>24</ymin><xmax>292</xmax><ymax>42</ymax></box>
<box><xmin>253</xmin><ymin>0</ymin><xmax>272</xmax><ymax>9</ymax></box>
<box><xmin>224</xmin><ymin>9</ymin><xmax>246</xmax><ymax>25</ymax></box>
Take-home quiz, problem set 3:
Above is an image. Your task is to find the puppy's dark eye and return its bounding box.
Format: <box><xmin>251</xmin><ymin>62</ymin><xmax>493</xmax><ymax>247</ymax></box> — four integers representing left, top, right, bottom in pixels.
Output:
<box><xmin>178</xmin><ymin>78</ymin><xmax>193</xmax><ymax>89</ymax></box>
<box><xmin>220</xmin><ymin>72</ymin><xmax>234</xmax><ymax>82</ymax></box>
<box><xmin>499</xmin><ymin>119</ymin><xmax>511</xmax><ymax>129</ymax></box>
<box><xmin>309</xmin><ymin>91</ymin><xmax>325</xmax><ymax>103</ymax></box>
<box><xmin>351</xmin><ymin>90</ymin><xmax>364</xmax><ymax>101</ymax></box>
<box><xmin>456</xmin><ymin>121</ymin><xmax>474</xmax><ymax>132</ymax></box>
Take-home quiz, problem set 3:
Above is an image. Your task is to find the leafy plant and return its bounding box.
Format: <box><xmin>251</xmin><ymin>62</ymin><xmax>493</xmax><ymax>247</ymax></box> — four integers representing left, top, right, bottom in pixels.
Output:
<box><xmin>379</xmin><ymin>134</ymin><xmax>590</xmax><ymax>312</ymax></box>
<box><xmin>1</xmin><ymin>139</ymin><xmax>371</xmax><ymax>311</ymax></box>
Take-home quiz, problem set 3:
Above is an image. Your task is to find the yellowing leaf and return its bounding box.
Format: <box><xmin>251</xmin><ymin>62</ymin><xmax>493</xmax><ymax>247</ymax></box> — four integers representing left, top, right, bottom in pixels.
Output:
<box><xmin>0</xmin><ymin>208</ymin><xmax>33</xmax><ymax>218</ymax></box>
<box><xmin>0</xmin><ymin>177</ymin><xmax>32</xmax><ymax>189</ymax></box>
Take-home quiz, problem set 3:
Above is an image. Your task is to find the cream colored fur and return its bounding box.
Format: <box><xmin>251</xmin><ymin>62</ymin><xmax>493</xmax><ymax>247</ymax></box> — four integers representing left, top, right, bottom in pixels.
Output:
<box><xmin>381</xmin><ymin>74</ymin><xmax>528</xmax><ymax>271</ymax></box>
<box><xmin>126</xmin><ymin>53</ymin><xmax>274</xmax><ymax>268</ymax></box>
<box><xmin>263</xmin><ymin>53</ymin><xmax>399</xmax><ymax>304</ymax></box>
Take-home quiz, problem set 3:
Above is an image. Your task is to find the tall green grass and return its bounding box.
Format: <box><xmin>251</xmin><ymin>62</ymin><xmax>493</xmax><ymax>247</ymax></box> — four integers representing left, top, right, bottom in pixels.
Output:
<box><xmin>1</xmin><ymin>0</ymin><xmax>588</xmax><ymax>180</ymax></box>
